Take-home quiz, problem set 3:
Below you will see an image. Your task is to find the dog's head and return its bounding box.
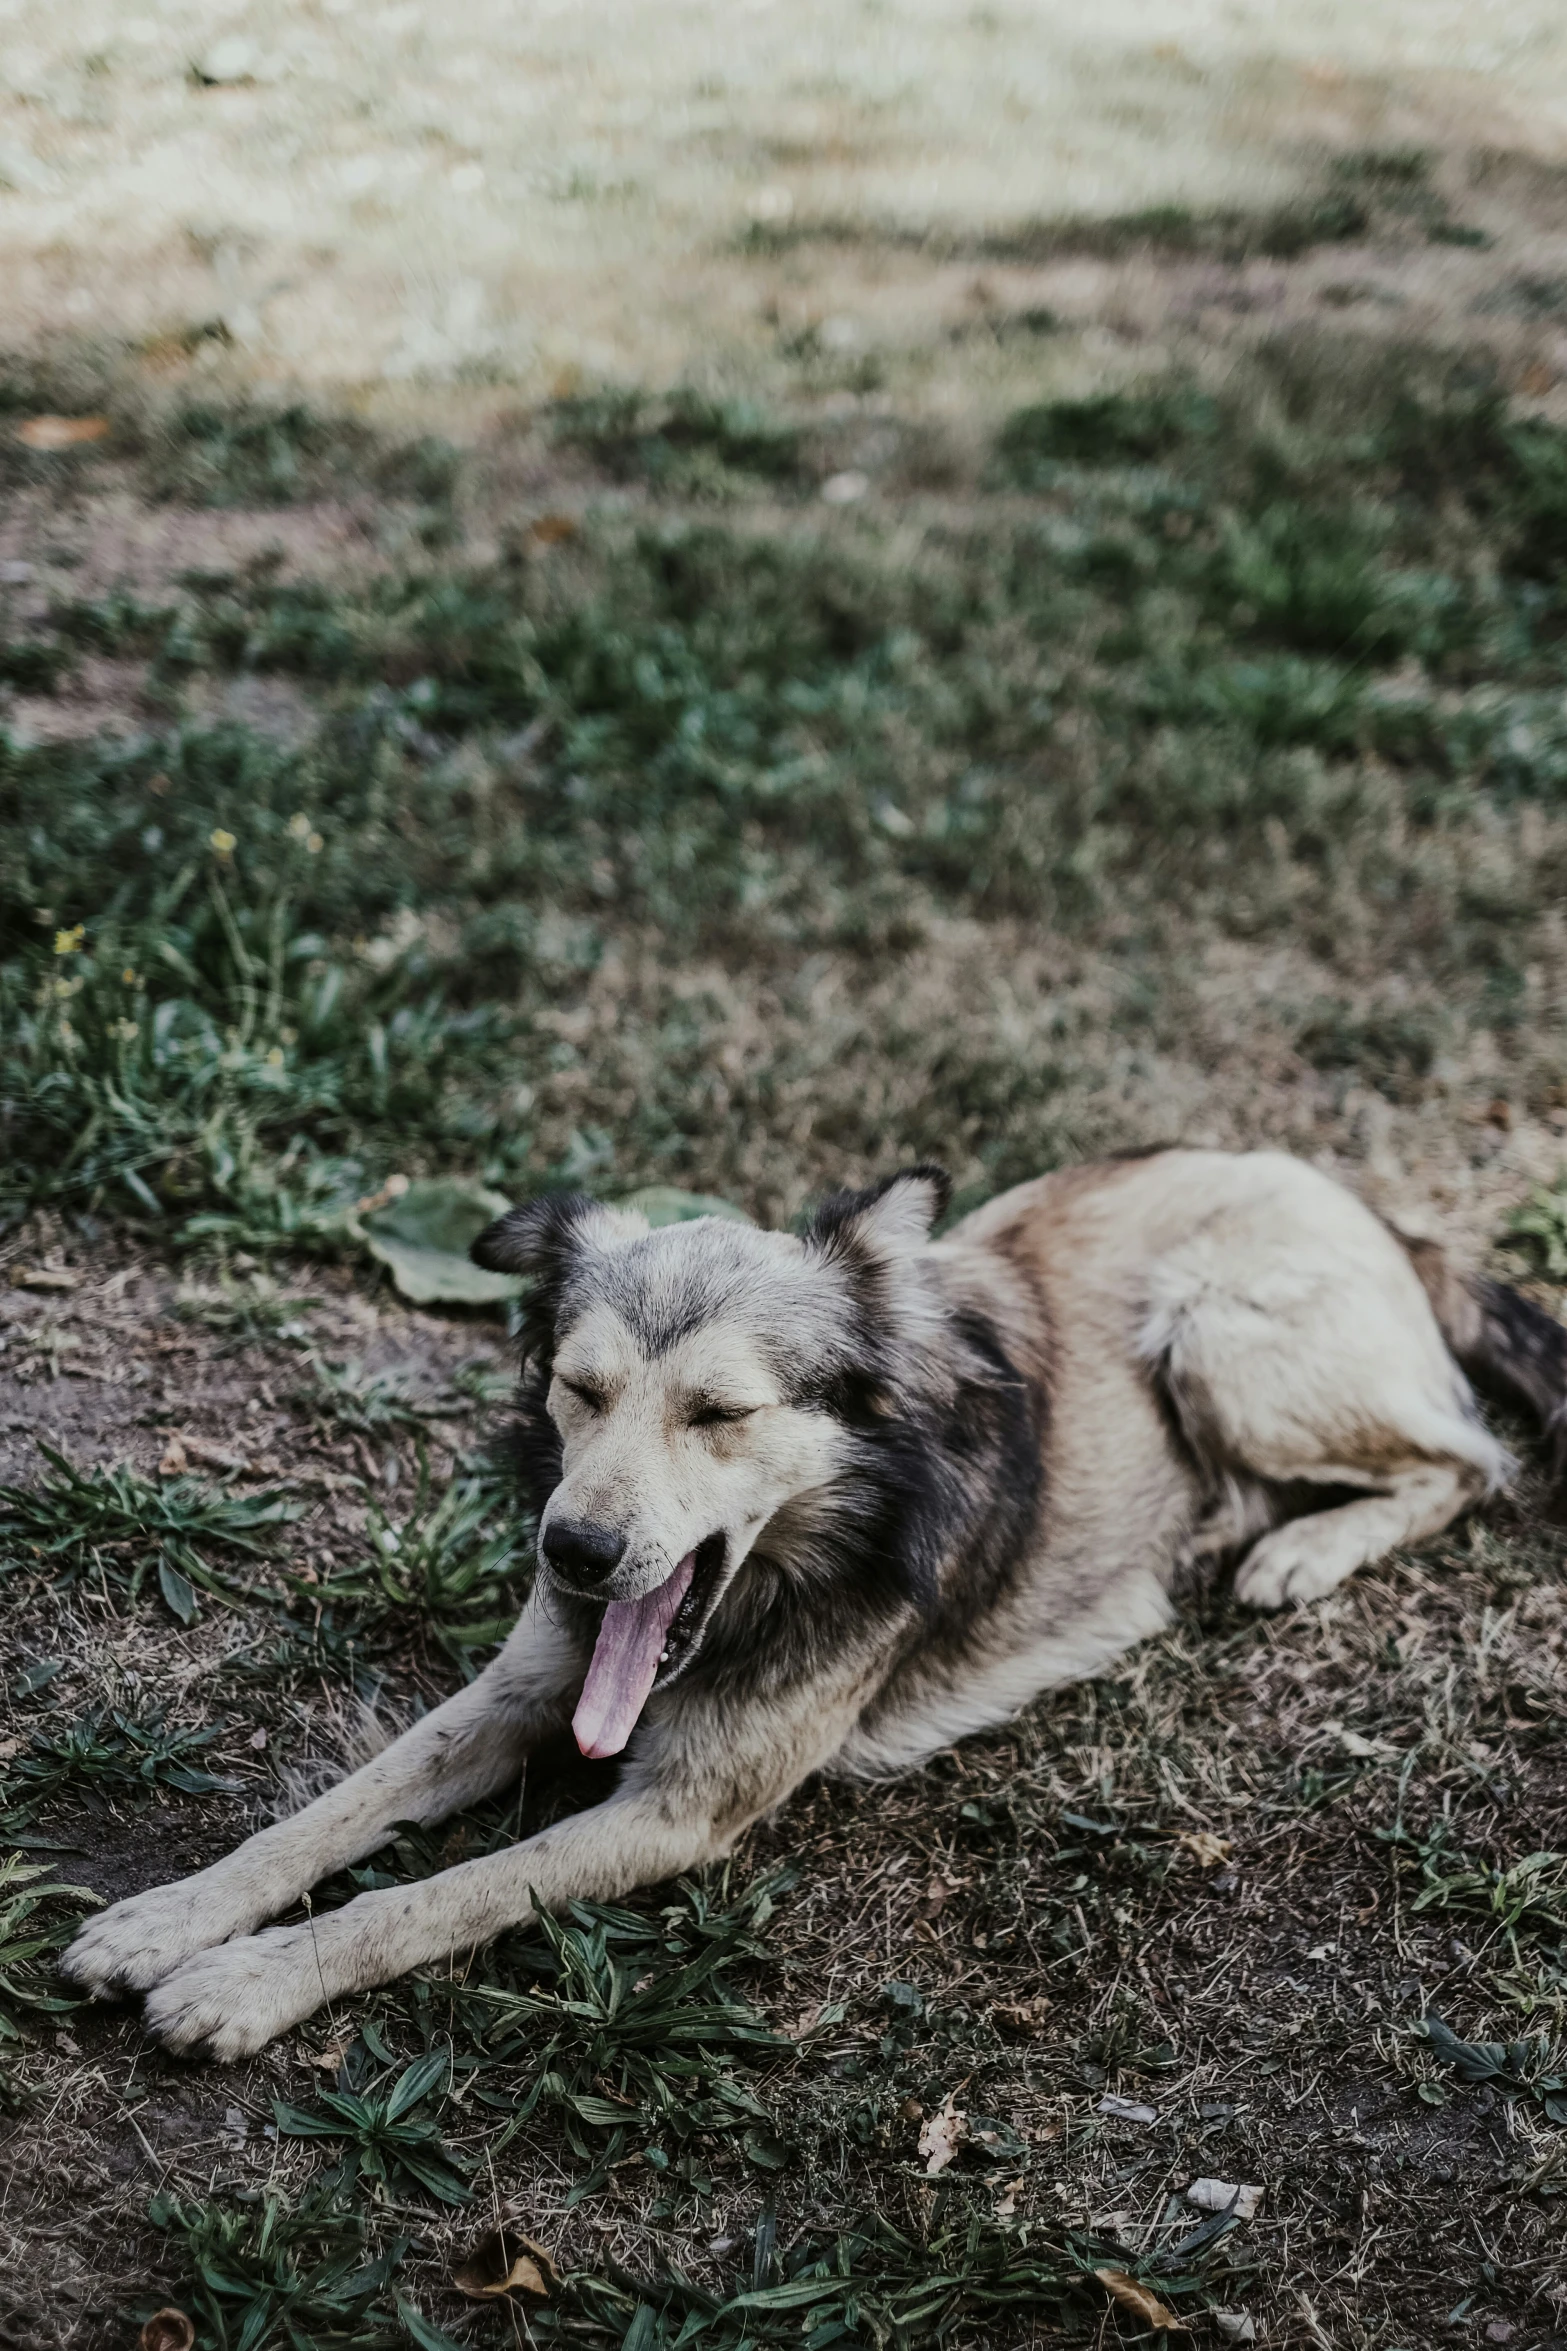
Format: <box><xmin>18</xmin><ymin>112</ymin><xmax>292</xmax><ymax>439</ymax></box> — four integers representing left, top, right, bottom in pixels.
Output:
<box><xmin>472</xmin><ymin>1168</ymin><xmax>951</xmax><ymax>1755</ymax></box>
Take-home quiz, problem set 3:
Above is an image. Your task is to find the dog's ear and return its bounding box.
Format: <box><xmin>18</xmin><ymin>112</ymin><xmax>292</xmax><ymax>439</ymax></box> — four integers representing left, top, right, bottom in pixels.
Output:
<box><xmin>473</xmin><ymin>1194</ymin><xmax>597</xmax><ymax>1368</ymax></box>
<box><xmin>471</xmin><ymin>1193</ymin><xmax>649</xmax><ymax>1355</ymax></box>
<box><xmin>470</xmin><ymin>1191</ymin><xmax>599</xmax><ymax>1284</ymax></box>
<box><xmin>805</xmin><ymin>1164</ymin><xmax>951</xmax><ymax>1263</ymax></box>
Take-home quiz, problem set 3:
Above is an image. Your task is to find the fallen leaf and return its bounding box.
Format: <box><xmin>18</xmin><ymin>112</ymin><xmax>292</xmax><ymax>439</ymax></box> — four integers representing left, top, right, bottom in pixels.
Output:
<box><xmin>364</xmin><ymin>1181</ymin><xmax>750</xmax><ymax>1307</ymax></box>
<box><xmin>138</xmin><ymin>2314</ymin><xmax>195</xmax><ymax>2351</ymax></box>
<box><xmin>994</xmin><ymin>2173</ymin><xmax>1025</xmax><ymax>2218</ymax></box>
<box><xmin>616</xmin><ymin>1186</ymin><xmax>751</xmax><ymax>1228</ymax></box>
<box><xmin>992</xmin><ymin>1994</ymin><xmax>1052</xmax><ymax>2037</ymax></box>
<box><xmin>1178</xmin><ymin>1830</ymin><xmax>1233</xmax><ymax>1868</ymax></box>
<box><xmin>10</xmin><ymin>1264</ymin><xmax>79</xmax><ymax>1291</ymax></box>
<box><xmin>249</xmin><ymin>1727</ymin><xmax>268</xmax><ymax>1750</ymax></box>
<box><xmin>1095</xmin><ymin>2269</ymin><xmax>1187</xmax><ymax>2331</ymax></box>
<box><xmin>530</xmin><ymin>511</ymin><xmax>579</xmax><ymax>544</ymax></box>
<box><xmin>364</xmin><ymin>1176</ymin><xmax>522</xmax><ymax>1306</ymax></box>
<box><xmin>1214</xmin><ymin>2315</ymin><xmax>1258</xmax><ymax>2345</ymax></box>
<box><xmin>1186</xmin><ymin>2177</ymin><xmax>1263</xmax><ymax>2220</ymax></box>
<box><xmin>306</xmin><ymin>2040</ymin><xmax>348</xmax><ymax>2072</ymax></box>
<box><xmin>453</xmin><ymin>2224</ymin><xmax>560</xmax><ymax>2299</ymax></box>
<box><xmin>17</xmin><ymin>415</ymin><xmax>109</xmax><ymax>451</ymax></box>
<box><xmin>176</xmin><ymin>1433</ymin><xmax>252</xmax><ymax>1472</ymax></box>
<box><xmin>1098</xmin><ymin>2093</ymin><xmax>1158</xmax><ymax>2124</ymax></box>
<box><xmin>918</xmin><ymin>2091</ymin><xmax>967</xmax><ymax>2175</ymax></box>
<box><xmin>157</xmin><ymin>1435</ymin><xmax>189</xmax><ymax>1476</ymax></box>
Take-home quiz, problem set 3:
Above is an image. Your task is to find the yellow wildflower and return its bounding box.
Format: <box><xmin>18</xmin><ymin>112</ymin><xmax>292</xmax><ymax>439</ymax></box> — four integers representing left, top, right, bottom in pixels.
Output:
<box><xmin>54</xmin><ymin>924</ymin><xmax>84</xmax><ymax>955</ymax></box>
<box><xmin>265</xmin><ymin>1046</ymin><xmax>285</xmax><ymax>1068</ymax></box>
<box><xmin>210</xmin><ymin>828</ymin><xmax>236</xmax><ymax>859</ymax></box>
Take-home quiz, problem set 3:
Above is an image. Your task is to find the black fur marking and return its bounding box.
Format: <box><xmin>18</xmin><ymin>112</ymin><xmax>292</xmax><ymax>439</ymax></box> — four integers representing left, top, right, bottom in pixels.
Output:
<box><xmin>475</xmin><ymin>1194</ymin><xmax>595</xmax><ymax>1527</ymax></box>
<box><xmin>692</xmin><ymin>1285</ymin><xmax>1045</xmax><ymax>1709</ymax></box>
<box><xmin>503</xmin><ymin>1366</ymin><xmax>565</xmax><ymax>1529</ymax></box>
<box><xmin>1466</xmin><ymin>1277</ymin><xmax>1567</xmax><ymax>1476</ymax></box>
<box><xmin>471</xmin><ymin>1191</ymin><xmax>596</xmax><ymax>1335</ymax></box>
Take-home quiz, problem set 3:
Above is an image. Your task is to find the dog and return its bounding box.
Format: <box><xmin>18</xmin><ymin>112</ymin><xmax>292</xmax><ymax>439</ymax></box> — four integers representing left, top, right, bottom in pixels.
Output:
<box><xmin>64</xmin><ymin>1149</ymin><xmax>1566</xmax><ymax>2058</ymax></box>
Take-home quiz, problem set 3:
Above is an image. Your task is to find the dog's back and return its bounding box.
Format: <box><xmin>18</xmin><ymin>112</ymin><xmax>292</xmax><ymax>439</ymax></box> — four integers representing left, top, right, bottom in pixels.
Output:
<box><xmin>845</xmin><ymin>1149</ymin><xmax>1521</xmax><ymax>1772</ymax></box>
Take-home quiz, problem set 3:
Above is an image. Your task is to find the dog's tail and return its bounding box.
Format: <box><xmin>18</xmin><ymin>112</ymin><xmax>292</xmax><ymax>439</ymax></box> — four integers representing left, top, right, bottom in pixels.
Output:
<box><xmin>1400</xmin><ymin>1234</ymin><xmax>1567</xmax><ymax>1481</ymax></box>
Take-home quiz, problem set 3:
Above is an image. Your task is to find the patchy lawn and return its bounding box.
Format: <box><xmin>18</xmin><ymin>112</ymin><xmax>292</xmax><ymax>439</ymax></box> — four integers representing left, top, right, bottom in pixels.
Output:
<box><xmin>5</xmin><ymin>265</ymin><xmax>1567</xmax><ymax>2348</ymax></box>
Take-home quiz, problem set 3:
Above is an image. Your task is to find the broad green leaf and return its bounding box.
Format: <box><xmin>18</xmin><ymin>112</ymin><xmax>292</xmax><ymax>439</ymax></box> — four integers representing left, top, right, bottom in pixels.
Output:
<box><xmin>385</xmin><ymin>2050</ymin><xmax>451</xmax><ymax>2121</ymax></box>
<box><xmin>360</xmin><ymin>2017</ymin><xmax>397</xmax><ymax>2065</ymax></box>
<box><xmin>157</xmin><ymin>1556</ymin><xmax>198</xmax><ymax>1625</ymax></box>
<box><xmin>616</xmin><ymin>1186</ymin><xmax>750</xmax><ymax>1227</ymax></box>
<box><xmin>569</xmin><ymin>2092</ymin><xmax>640</xmax><ymax>2127</ymax></box>
<box><xmin>364</xmin><ymin>1177</ymin><xmax>521</xmax><ymax>1306</ymax></box>
<box><xmin>272</xmin><ymin>2099</ymin><xmax>347</xmax><ymax>2138</ymax></box>
<box><xmin>393</xmin><ymin>2145</ymin><xmax>472</xmax><ymax>2205</ymax></box>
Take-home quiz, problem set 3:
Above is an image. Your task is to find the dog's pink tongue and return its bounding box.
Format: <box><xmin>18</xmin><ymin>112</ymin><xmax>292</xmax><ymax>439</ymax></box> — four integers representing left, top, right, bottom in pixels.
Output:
<box><xmin>572</xmin><ymin>1554</ymin><xmax>696</xmax><ymax>1759</ymax></box>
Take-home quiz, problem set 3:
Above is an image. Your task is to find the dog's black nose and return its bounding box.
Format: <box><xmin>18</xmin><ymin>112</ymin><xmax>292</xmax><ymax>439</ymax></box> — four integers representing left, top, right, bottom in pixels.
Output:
<box><xmin>541</xmin><ymin>1518</ymin><xmax>626</xmax><ymax>1583</ymax></box>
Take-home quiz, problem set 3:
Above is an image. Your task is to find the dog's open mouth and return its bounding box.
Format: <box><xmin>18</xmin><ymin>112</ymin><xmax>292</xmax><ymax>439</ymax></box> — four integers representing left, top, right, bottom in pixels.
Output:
<box><xmin>571</xmin><ymin>1532</ymin><xmax>727</xmax><ymax>1759</ymax></box>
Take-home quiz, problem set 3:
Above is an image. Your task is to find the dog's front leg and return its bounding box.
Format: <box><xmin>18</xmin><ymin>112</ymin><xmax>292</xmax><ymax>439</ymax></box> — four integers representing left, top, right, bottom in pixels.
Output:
<box><xmin>137</xmin><ymin>1656</ymin><xmax>883</xmax><ymax>2060</ymax></box>
<box><xmin>62</xmin><ymin>1595</ymin><xmax>583</xmax><ymax>2002</ymax></box>
<box><xmin>141</xmin><ymin>1784</ymin><xmax>719</xmax><ymax>2059</ymax></box>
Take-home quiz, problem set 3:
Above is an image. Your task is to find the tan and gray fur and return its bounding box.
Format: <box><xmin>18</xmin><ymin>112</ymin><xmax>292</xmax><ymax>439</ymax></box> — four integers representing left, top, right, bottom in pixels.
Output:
<box><xmin>64</xmin><ymin>1149</ymin><xmax>1567</xmax><ymax>2057</ymax></box>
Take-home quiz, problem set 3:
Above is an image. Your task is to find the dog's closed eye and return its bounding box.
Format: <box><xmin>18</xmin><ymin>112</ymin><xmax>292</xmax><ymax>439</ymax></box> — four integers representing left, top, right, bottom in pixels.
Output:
<box><xmin>561</xmin><ymin>1378</ymin><xmax>608</xmax><ymax>1413</ymax></box>
<box><xmin>687</xmin><ymin>1400</ymin><xmax>756</xmax><ymax>1429</ymax></box>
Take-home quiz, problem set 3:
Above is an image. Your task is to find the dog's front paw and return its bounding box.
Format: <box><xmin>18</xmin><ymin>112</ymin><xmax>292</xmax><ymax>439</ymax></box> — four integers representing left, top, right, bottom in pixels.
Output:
<box><xmin>143</xmin><ymin>1925</ymin><xmax>325</xmax><ymax>2060</ymax></box>
<box><xmin>62</xmin><ymin>1873</ymin><xmax>252</xmax><ymax>1999</ymax></box>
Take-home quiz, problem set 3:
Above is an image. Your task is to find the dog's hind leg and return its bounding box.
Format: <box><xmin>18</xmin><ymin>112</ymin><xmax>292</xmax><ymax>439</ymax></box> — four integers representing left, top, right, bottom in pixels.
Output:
<box><xmin>1231</xmin><ymin>1462</ymin><xmax>1475</xmax><ymax>1609</ymax></box>
<box><xmin>1140</xmin><ymin>1160</ymin><xmax>1508</xmax><ymax>1612</ymax></box>
<box><xmin>62</xmin><ymin>1592</ymin><xmax>583</xmax><ymax>2001</ymax></box>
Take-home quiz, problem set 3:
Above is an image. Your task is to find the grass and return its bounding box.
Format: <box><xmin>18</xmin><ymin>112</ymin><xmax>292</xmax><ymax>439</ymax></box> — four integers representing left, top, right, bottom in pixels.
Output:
<box><xmin>272</xmin><ymin>2051</ymin><xmax>474</xmax><ymax>2209</ymax></box>
<box><xmin>7</xmin><ymin>347</ymin><xmax>1567</xmax><ymax>1236</ymax></box>
<box><xmin>1</xmin><ymin>1704</ymin><xmax>240</xmax><ymax>1821</ymax></box>
<box><xmin>6</xmin><ymin>324</ymin><xmax>1567</xmax><ymax>2345</ymax></box>
<box><xmin>142</xmin><ymin>2188</ymin><xmax>420</xmax><ymax>2351</ymax></box>
<box><xmin>289</xmin><ymin>1477</ymin><xmax>526</xmax><ymax>1673</ymax></box>
<box><xmin>0</xmin><ymin>1856</ymin><xmax>100</xmax><ymax>2056</ymax></box>
<box><xmin>445</xmin><ymin>1869</ymin><xmax>792</xmax><ymax>2199</ymax></box>
<box><xmin>0</xmin><ymin>1447</ymin><xmax>303</xmax><ymax>1624</ymax></box>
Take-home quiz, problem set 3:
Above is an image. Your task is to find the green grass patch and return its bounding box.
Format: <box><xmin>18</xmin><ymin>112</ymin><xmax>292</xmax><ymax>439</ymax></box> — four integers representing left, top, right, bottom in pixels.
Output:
<box><xmin>4</xmin><ymin>348</ymin><xmax>1567</xmax><ymax>1233</ymax></box>
<box><xmin>0</xmin><ymin>1446</ymin><xmax>303</xmax><ymax>1624</ymax></box>
<box><xmin>1</xmin><ymin>1704</ymin><xmax>240</xmax><ymax>1827</ymax></box>
<box><xmin>287</xmin><ymin>1477</ymin><xmax>526</xmax><ymax>1672</ymax></box>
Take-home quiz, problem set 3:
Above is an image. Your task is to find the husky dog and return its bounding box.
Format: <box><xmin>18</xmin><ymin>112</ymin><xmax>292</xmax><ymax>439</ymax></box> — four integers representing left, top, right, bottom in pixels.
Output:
<box><xmin>65</xmin><ymin>1150</ymin><xmax>1566</xmax><ymax>2057</ymax></box>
